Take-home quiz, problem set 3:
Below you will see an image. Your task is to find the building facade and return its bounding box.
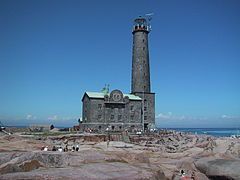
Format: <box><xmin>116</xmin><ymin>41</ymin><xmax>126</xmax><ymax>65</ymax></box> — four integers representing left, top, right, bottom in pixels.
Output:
<box><xmin>81</xmin><ymin>90</ymin><xmax>142</xmax><ymax>131</ymax></box>
<box><xmin>81</xmin><ymin>16</ymin><xmax>155</xmax><ymax>131</ymax></box>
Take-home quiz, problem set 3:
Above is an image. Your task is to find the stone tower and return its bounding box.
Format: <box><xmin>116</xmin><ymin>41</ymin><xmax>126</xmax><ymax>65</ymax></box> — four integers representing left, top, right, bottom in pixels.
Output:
<box><xmin>131</xmin><ymin>16</ymin><xmax>155</xmax><ymax>129</ymax></box>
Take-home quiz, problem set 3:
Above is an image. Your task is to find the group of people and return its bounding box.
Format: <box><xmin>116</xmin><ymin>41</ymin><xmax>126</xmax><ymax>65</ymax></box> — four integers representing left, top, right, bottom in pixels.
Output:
<box><xmin>41</xmin><ymin>144</ymin><xmax>80</xmax><ymax>152</ymax></box>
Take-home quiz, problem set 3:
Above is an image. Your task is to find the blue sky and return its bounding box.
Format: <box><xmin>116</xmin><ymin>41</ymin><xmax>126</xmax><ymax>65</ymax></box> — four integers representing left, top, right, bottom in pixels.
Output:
<box><xmin>0</xmin><ymin>0</ymin><xmax>239</xmax><ymax>128</ymax></box>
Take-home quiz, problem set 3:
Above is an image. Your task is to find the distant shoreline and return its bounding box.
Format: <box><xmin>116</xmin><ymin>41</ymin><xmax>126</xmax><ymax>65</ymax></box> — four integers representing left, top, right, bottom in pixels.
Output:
<box><xmin>3</xmin><ymin>126</ymin><xmax>239</xmax><ymax>137</ymax></box>
<box><xmin>164</xmin><ymin>127</ymin><xmax>240</xmax><ymax>137</ymax></box>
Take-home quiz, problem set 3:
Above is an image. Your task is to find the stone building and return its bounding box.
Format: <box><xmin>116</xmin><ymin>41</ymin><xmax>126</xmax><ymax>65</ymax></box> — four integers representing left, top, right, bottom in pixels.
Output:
<box><xmin>81</xmin><ymin>16</ymin><xmax>155</xmax><ymax>131</ymax></box>
<box><xmin>29</xmin><ymin>124</ymin><xmax>54</xmax><ymax>132</ymax></box>
<box><xmin>81</xmin><ymin>90</ymin><xmax>142</xmax><ymax>131</ymax></box>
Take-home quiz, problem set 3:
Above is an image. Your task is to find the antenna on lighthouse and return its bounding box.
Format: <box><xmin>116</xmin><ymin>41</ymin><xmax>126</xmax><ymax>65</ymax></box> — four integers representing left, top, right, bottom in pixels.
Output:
<box><xmin>145</xmin><ymin>13</ymin><xmax>153</xmax><ymax>31</ymax></box>
<box><xmin>145</xmin><ymin>13</ymin><xmax>154</xmax><ymax>20</ymax></box>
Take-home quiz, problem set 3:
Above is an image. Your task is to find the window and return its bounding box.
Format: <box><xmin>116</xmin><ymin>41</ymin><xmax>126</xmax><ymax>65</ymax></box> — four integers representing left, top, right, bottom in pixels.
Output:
<box><xmin>144</xmin><ymin>116</ymin><xmax>147</xmax><ymax>120</ymax></box>
<box><xmin>143</xmin><ymin>47</ymin><xmax>145</xmax><ymax>50</ymax></box>
<box><xmin>98</xmin><ymin>114</ymin><xmax>102</xmax><ymax>119</ymax></box>
<box><xmin>131</xmin><ymin>115</ymin><xmax>134</xmax><ymax>120</ymax></box>
<box><xmin>111</xmin><ymin>114</ymin><xmax>114</xmax><ymax>120</ymax></box>
<box><xmin>99</xmin><ymin>125</ymin><xmax>101</xmax><ymax>130</ymax></box>
<box><xmin>144</xmin><ymin>106</ymin><xmax>147</xmax><ymax>111</ymax></box>
<box><xmin>112</xmin><ymin>126</ymin><xmax>115</xmax><ymax>130</ymax></box>
<box><xmin>130</xmin><ymin>105</ymin><xmax>134</xmax><ymax>111</ymax></box>
<box><xmin>118</xmin><ymin>115</ymin><xmax>122</xmax><ymax>120</ymax></box>
<box><xmin>98</xmin><ymin>104</ymin><xmax>102</xmax><ymax>110</ymax></box>
<box><xmin>143</xmin><ymin>39</ymin><xmax>145</xmax><ymax>43</ymax></box>
<box><xmin>119</xmin><ymin>126</ymin><xmax>122</xmax><ymax>130</ymax></box>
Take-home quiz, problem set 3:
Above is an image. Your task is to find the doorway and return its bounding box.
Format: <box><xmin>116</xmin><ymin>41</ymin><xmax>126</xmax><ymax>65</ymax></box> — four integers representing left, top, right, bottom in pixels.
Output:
<box><xmin>144</xmin><ymin>123</ymin><xmax>148</xmax><ymax>130</ymax></box>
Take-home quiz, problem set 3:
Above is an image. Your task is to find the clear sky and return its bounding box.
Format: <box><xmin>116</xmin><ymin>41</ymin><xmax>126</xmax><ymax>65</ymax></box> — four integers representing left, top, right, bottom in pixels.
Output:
<box><xmin>0</xmin><ymin>0</ymin><xmax>239</xmax><ymax>128</ymax></box>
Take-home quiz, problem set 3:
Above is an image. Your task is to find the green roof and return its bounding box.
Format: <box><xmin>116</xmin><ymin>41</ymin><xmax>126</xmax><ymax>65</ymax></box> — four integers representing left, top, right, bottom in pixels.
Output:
<box><xmin>85</xmin><ymin>92</ymin><xmax>142</xmax><ymax>100</ymax></box>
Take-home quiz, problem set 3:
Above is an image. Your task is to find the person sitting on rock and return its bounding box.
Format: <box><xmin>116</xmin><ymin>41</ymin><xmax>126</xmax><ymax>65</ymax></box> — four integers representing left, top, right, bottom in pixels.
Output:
<box><xmin>52</xmin><ymin>146</ymin><xmax>57</xmax><ymax>151</ymax></box>
<box><xmin>180</xmin><ymin>169</ymin><xmax>193</xmax><ymax>180</ymax></box>
<box><xmin>76</xmin><ymin>144</ymin><xmax>79</xmax><ymax>151</ymax></box>
<box><xmin>64</xmin><ymin>144</ymin><xmax>68</xmax><ymax>152</ymax></box>
<box><xmin>58</xmin><ymin>147</ymin><xmax>63</xmax><ymax>152</ymax></box>
<box><xmin>43</xmin><ymin>146</ymin><xmax>48</xmax><ymax>151</ymax></box>
<box><xmin>180</xmin><ymin>169</ymin><xmax>185</xmax><ymax>176</ymax></box>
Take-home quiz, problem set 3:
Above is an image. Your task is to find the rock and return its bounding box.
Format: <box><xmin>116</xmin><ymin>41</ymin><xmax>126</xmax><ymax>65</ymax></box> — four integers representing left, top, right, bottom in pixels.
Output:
<box><xmin>195</xmin><ymin>158</ymin><xmax>240</xmax><ymax>180</ymax></box>
<box><xmin>194</xmin><ymin>172</ymin><xmax>209</xmax><ymax>180</ymax></box>
<box><xmin>229</xmin><ymin>143</ymin><xmax>240</xmax><ymax>158</ymax></box>
<box><xmin>177</xmin><ymin>158</ymin><xmax>196</xmax><ymax>172</ymax></box>
<box><xmin>0</xmin><ymin>152</ymin><xmax>24</xmax><ymax>165</ymax></box>
<box><xmin>0</xmin><ymin>162</ymin><xmax>167</xmax><ymax>180</ymax></box>
<box><xmin>166</xmin><ymin>145</ymin><xmax>176</xmax><ymax>153</ymax></box>
<box><xmin>19</xmin><ymin>159</ymin><xmax>44</xmax><ymax>172</ymax></box>
<box><xmin>1</xmin><ymin>132</ymin><xmax>239</xmax><ymax>180</ymax></box>
<box><xmin>175</xmin><ymin>159</ymin><xmax>209</xmax><ymax>180</ymax></box>
<box><xmin>119</xmin><ymin>152</ymin><xmax>150</xmax><ymax>164</ymax></box>
<box><xmin>195</xmin><ymin>141</ymin><xmax>209</xmax><ymax>148</ymax></box>
<box><xmin>50</xmin><ymin>128</ymin><xmax>60</xmax><ymax>132</ymax></box>
<box><xmin>0</xmin><ymin>163</ymin><xmax>22</xmax><ymax>174</ymax></box>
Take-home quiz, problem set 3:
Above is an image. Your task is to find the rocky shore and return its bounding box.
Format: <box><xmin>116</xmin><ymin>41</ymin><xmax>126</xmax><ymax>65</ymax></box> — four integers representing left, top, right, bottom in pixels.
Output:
<box><xmin>0</xmin><ymin>130</ymin><xmax>239</xmax><ymax>180</ymax></box>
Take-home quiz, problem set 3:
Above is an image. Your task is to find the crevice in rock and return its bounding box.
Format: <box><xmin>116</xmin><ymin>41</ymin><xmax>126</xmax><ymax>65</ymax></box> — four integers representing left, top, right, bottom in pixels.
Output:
<box><xmin>208</xmin><ymin>175</ymin><xmax>235</xmax><ymax>180</ymax></box>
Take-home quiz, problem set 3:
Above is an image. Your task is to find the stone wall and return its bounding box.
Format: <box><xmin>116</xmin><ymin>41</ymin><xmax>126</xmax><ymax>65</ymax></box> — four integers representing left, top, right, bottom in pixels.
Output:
<box><xmin>134</xmin><ymin>92</ymin><xmax>155</xmax><ymax>127</ymax></box>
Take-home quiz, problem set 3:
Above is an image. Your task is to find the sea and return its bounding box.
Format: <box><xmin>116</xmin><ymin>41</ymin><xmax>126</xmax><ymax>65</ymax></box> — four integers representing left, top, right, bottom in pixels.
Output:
<box><xmin>164</xmin><ymin>128</ymin><xmax>240</xmax><ymax>137</ymax></box>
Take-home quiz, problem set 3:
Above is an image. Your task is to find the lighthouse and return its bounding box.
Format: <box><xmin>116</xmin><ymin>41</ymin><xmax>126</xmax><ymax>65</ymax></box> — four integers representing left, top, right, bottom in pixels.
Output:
<box><xmin>81</xmin><ymin>16</ymin><xmax>155</xmax><ymax>132</ymax></box>
<box><xmin>131</xmin><ymin>16</ymin><xmax>155</xmax><ymax>130</ymax></box>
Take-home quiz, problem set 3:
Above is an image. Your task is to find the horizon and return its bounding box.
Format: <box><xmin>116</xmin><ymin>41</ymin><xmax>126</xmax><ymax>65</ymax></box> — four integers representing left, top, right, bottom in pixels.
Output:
<box><xmin>1</xmin><ymin>0</ymin><xmax>240</xmax><ymax>128</ymax></box>
<box><xmin>1</xmin><ymin>115</ymin><xmax>239</xmax><ymax>129</ymax></box>
<box><xmin>3</xmin><ymin>123</ymin><xmax>240</xmax><ymax>130</ymax></box>
<box><xmin>3</xmin><ymin>124</ymin><xmax>240</xmax><ymax>129</ymax></box>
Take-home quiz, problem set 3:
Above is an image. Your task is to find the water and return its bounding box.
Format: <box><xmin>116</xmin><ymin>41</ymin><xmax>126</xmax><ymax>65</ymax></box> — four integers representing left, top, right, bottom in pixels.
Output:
<box><xmin>165</xmin><ymin>128</ymin><xmax>240</xmax><ymax>137</ymax></box>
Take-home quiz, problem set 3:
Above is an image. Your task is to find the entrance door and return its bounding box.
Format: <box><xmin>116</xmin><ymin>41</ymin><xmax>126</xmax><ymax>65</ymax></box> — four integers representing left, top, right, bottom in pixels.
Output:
<box><xmin>144</xmin><ymin>123</ymin><xmax>148</xmax><ymax>130</ymax></box>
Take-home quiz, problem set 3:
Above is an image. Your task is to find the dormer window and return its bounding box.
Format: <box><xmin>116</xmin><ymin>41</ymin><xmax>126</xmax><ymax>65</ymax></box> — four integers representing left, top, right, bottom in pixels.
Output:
<box><xmin>98</xmin><ymin>104</ymin><xmax>102</xmax><ymax>110</ymax></box>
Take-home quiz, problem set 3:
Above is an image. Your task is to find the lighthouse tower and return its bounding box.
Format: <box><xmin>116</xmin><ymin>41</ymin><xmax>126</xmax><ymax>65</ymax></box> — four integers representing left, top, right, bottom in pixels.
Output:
<box><xmin>131</xmin><ymin>16</ymin><xmax>155</xmax><ymax>130</ymax></box>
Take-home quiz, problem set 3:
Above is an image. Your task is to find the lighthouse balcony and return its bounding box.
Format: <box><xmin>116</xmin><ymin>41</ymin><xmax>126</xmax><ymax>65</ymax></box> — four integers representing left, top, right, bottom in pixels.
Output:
<box><xmin>133</xmin><ymin>25</ymin><xmax>149</xmax><ymax>33</ymax></box>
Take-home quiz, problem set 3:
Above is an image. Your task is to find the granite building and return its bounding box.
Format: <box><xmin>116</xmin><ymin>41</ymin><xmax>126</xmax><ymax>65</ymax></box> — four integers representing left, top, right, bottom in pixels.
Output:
<box><xmin>81</xmin><ymin>16</ymin><xmax>155</xmax><ymax>131</ymax></box>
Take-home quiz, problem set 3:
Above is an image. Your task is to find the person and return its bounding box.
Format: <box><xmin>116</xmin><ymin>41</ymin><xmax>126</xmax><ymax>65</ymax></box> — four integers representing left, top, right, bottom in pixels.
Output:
<box><xmin>52</xmin><ymin>146</ymin><xmax>57</xmax><ymax>151</ymax></box>
<box><xmin>43</xmin><ymin>146</ymin><xmax>48</xmax><ymax>151</ymax></box>
<box><xmin>58</xmin><ymin>147</ymin><xmax>63</xmax><ymax>152</ymax></box>
<box><xmin>180</xmin><ymin>169</ymin><xmax>185</xmax><ymax>176</ymax></box>
<box><xmin>72</xmin><ymin>145</ymin><xmax>75</xmax><ymax>152</ymax></box>
<box><xmin>64</xmin><ymin>144</ymin><xmax>68</xmax><ymax>152</ymax></box>
<box><xmin>180</xmin><ymin>169</ymin><xmax>192</xmax><ymax>180</ymax></box>
<box><xmin>76</xmin><ymin>144</ymin><xmax>79</xmax><ymax>151</ymax></box>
